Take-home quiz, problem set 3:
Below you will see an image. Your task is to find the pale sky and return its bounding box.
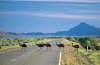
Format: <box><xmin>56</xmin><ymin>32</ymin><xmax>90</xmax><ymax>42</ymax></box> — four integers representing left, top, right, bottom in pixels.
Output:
<box><xmin>0</xmin><ymin>1</ymin><xmax>100</xmax><ymax>33</ymax></box>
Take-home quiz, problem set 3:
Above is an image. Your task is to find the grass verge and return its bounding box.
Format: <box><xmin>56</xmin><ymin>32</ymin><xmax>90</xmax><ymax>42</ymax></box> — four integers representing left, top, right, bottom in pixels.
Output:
<box><xmin>0</xmin><ymin>39</ymin><xmax>54</xmax><ymax>52</ymax></box>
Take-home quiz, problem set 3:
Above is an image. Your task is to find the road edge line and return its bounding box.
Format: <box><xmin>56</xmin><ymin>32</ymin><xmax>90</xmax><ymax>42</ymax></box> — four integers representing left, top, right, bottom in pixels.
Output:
<box><xmin>58</xmin><ymin>50</ymin><xmax>61</xmax><ymax>65</ymax></box>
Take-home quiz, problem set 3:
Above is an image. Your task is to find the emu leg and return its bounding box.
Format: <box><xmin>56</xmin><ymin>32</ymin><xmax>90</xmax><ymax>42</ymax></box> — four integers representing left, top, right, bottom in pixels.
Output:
<box><xmin>24</xmin><ymin>47</ymin><xmax>26</xmax><ymax>51</ymax></box>
<box><xmin>50</xmin><ymin>47</ymin><xmax>51</xmax><ymax>51</ymax></box>
<box><xmin>47</xmin><ymin>47</ymin><xmax>48</xmax><ymax>51</ymax></box>
<box><xmin>59</xmin><ymin>47</ymin><xmax>61</xmax><ymax>49</ymax></box>
<box><xmin>40</xmin><ymin>47</ymin><xmax>42</xmax><ymax>52</ymax></box>
<box><xmin>77</xmin><ymin>48</ymin><xmax>78</xmax><ymax>51</ymax></box>
<box><xmin>63</xmin><ymin>47</ymin><xmax>64</xmax><ymax>51</ymax></box>
<box><xmin>21</xmin><ymin>47</ymin><xmax>23</xmax><ymax>51</ymax></box>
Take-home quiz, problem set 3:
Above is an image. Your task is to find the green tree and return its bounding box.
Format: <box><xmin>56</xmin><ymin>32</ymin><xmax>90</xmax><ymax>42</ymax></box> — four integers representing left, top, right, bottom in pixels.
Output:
<box><xmin>84</xmin><ymin>39</ymin><xmax>91</xmax><ymax>55</ymax></box>
<box><xmin>86</xmin><ymin>37</ymin><xmax>99</xmax><ymax>46</ymax></box>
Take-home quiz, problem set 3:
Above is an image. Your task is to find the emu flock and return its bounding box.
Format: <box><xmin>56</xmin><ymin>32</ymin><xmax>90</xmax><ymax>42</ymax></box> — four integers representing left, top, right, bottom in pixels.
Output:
<box><xmin>35</xmin><ymin>41</ymin><xmax>51</xmax><ymax>51</ymax></box>
<box><xmin>35</xmin><ymin>41</ymin><xmax>65</xmax><ymax>51</ymax></box>
<box><xmin>18</xmin><ymin>41</ymin><xmax>100</xmax><ymax>52</ymax></box>
<box><xmin>18</xmin><ymin>41</ymin><xmax>64</xmax><ymax>51</ymax></box>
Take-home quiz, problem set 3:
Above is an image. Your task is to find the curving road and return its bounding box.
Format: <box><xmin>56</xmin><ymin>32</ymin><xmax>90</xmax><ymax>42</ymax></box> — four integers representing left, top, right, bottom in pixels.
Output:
<box><xmin>0</xmin><ymin>40</ymin><xmax>62</xmax><ymax>65</ymax></box>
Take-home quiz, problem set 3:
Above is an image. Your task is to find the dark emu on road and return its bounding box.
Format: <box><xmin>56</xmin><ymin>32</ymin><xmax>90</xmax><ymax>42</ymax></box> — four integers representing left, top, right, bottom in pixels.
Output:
<box><xmin>35</xmin><ymin>41</ymin><xmax>44</xmax><ymax>51</ymax></box>
<box><xmin>43</xmin><ymin>42</ymin><xmax>51</xmax><ymax>51</ymax></box>
<box><xmin>19</xmin><ymin>43</ymin><xmax>27</xmax><ymax>51</ymax></box>
<box><xmin>56</xmin><ymin>42</ymin><xmax>64</xmax><ymax>51</ymax></box>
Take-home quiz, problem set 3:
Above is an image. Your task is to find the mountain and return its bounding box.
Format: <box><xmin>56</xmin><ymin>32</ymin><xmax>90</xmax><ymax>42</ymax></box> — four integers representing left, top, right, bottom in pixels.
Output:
<box><xmin>48</xmin><ymin>31</ymin><xmax>67</xmax><ymax>35</ymax></box>
<box><xmin>55</xmin><ymin>23</ymin><xmax>100</xmax><ymax>36</ymax></box>
<box><xmin>0</xmin><ymin>23</ymin><xmax>100</xmax><ymax>37</ymax></box>
<box><xmin>0</xmin><ymin>31</ymin><xmax>7</xmax><ymax>35</ymax></box>
<box><xmin>22</xmin><ymin>32</ymin><xmax>44</xmax><ymax>35</ymax></box>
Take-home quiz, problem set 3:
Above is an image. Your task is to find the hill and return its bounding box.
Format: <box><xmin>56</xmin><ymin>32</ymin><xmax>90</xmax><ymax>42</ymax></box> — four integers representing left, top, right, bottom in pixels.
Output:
<box><xmin>0</xmin><ymin>23</ymin><xmax>100</xmax><ymax>37</ymax></box>
<box><xmin>54</xmin><ymin>23</ymin><xmax>100</xmax><ymax>36</ymax></box>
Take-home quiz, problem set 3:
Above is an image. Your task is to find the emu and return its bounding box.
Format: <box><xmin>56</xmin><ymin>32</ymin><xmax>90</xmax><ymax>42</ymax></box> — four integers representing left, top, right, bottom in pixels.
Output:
<box><xmin>94</xmin><ymin>42</ymin><xmax>100</xmax><ymax>51</ymax></box>
<box><xmin>56</xmin><ymin>42</ymin><xmax>64</xmax><ymax>50</ymax></box>
<box><xmin>71</xmin><ymin>43</ymin><xmax>79</xmax><ymax>51</ymax></box>
<box><xmin>19</xmin><ymin>43</ymin><xmax>27</xmax><ymax>51</ymax></box>
<box><xmin>43</xmin><ymin>42</ymin><xmax>51</xmax><ymax>51</ymax></box>
<box><xmin>95</xmin><ymin>46</ymin><xmax>100</xmax><ymax>51</ymax></box>
<box><xmin>35</xmin><ymin>41</ymin><xmax>44</xmax><ymax>51</ymax></box>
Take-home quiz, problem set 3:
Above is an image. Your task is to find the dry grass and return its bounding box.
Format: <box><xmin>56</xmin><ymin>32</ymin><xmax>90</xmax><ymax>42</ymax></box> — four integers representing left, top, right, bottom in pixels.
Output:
<box><xmin>61</xmin><ymin>40</ymin><xmax>93</xmax><ymax>65</ymax></box>
<box><xmin>0</xmin><ymin>39</ymin><xmax>53</xmax><ymax>52</ymax></box>
<box><xmin>0</xmin><ymin>45</ymin><xmax>19</xmax><ymax>52</ymax></box>
<box><xmin>88</xmin><ymin>51</ymin><xmax>100</xmax><ymax>65</ymax></box>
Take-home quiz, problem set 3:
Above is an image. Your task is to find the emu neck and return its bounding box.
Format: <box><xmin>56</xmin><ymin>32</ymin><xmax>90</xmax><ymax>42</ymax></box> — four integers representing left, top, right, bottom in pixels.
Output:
<box><xmin>72</xmin><ymin>43</ymin><xmax>73</xmax><ymax>46</ymax></box>
<box><xmin>56</xmin><ymin>43</ymin><xmax>58</xmax><ymax>46</ymax></box>
<box><xmin>35</xmin><ymin>43</ymin><xmax>38</xmax><ymax>46</ymax></box>
<box><xmin>19</xmin><ymin>43</ymin><xmax>22</xmax><ymax>47</ymax></box>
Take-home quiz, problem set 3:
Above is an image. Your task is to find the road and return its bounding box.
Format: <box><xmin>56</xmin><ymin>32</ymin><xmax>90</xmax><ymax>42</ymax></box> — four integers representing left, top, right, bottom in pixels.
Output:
<box><xmin>0</xmin><ymin>40</ymin><xmax>61</xmax><ymax>65</ymax></box>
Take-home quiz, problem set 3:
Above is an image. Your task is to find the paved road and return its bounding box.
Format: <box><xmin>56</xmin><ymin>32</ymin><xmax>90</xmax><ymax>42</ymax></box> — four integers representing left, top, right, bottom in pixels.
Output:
<box><xmin>0</xmin><ymin>40</ymin><xmax>61</xmax><ymax>65</ymax></box>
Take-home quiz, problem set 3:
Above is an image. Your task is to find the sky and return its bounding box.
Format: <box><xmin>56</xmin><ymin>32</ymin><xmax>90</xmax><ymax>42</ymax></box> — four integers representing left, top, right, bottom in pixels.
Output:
<box><xmin>0</xmin><ymin>0</ymin><xmax>100</xmax><ymax>33</ymax></box>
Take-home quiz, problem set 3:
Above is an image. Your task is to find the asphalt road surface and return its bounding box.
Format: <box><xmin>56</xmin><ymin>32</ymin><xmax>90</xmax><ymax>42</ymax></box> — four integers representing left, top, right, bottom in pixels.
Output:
<box><xmin>0</xmin><ymin>40</ymin><xmax>62</xmax><ymax>65</ymax></box>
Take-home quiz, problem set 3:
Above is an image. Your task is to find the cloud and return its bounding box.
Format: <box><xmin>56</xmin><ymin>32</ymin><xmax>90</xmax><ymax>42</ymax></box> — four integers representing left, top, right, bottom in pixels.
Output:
<box><xmin>32</xmin><ymin>13</ymin><xmax>100</xmax><ymax>19</ymax></box>
<box><xmin>70</xmin><ymin>9</ymin><xmax>100</xmax><ymax>14</ymax></box>
<box><xmin>5</xmin><ymin>0</ymin><xmax>100</xmax><ymax>2</ymax></box>
<box><xmin>0</xmin><ymin>11</ymin><xmax>100</xmax><ymax>19</ymax></box>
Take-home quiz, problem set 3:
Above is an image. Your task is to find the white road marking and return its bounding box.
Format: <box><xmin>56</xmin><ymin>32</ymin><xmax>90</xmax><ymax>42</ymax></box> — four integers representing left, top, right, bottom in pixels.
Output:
<box><xmin>58</xmin><ymin>51</ymin><xmax>61</xmax><ymax>65</ymax></box>
<box><xmin>11</xmin><ymin>59</ymin><xmax>16</xmax><ymax>61</ymax></box>
<box><xmin>22</xmin><ymin>55</ymin><xmax>25</xmax><ymax>56</ymax></box>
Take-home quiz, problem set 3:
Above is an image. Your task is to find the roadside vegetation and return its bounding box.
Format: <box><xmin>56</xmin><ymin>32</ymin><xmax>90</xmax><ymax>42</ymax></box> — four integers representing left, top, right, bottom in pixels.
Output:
<box><xmin>61</xmin><ymin>36</ymin><xmax>100</xmax><ymax>65</ymax></box>
<box><xmin>0</xmin><ymin>37</ymin><xmax>56</xmax><ymax>52</ymax></box>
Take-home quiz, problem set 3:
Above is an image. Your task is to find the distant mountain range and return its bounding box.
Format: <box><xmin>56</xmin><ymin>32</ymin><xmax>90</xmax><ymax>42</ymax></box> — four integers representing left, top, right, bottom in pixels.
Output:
<box><xmin>53</xmin><ymin>23</ymin><xmax>100</xmax><ymax>36</ymax></box>
<box><xmin>0</xmin><ymin>23</ymin><xmax>100</xmax><ymax>37</ymax></box>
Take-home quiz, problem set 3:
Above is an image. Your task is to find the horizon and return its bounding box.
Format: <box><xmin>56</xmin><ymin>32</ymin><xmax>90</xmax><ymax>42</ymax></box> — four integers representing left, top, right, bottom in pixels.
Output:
<box><xmin>0</xmin><ymin>22</ymin><xmax>100</xmax><ymax>34</ymax></box>
<box><xmin>0</xmin><ymin>1</ymin><xmax>100</xmax><ymax>33</ymax></box>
